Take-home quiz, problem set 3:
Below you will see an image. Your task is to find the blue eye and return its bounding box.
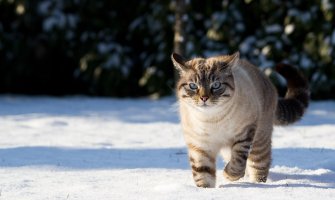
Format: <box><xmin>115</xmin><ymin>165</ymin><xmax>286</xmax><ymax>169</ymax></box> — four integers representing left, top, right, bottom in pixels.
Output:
<box><xmin>212</xmin><ymin>82</ymin><xmax>221</xmax><ymax>89</ymax></box>
<box><xmin>189</xmin><ymin>83</ymin><xmax>198</xmax><ymax>90</ymax></box>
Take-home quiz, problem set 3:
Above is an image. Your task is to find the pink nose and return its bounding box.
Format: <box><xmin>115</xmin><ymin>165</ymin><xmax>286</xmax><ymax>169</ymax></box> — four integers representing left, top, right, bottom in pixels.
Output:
<box><xmin>200</xmin><ymin>96</ymin><xmax>209</xmax><ymax>102</ymax></box>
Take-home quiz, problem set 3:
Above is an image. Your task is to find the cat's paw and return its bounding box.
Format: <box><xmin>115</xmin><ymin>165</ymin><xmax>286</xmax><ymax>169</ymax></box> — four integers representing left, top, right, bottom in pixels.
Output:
<box><xmin>195</xmin><ymin>182</ymin><xmax>213</xmax><ymax>188</ymax></box>
<box><xmin>193</xmin><ymin>175</ymin><xmax>216</xmax><ymax>188</ymax></box>
<box><xmin>249</xmin><ymin>173</ymin><xmax>268</xmax><ymax>183</ymax></box>
<box><xmin>223</xmin><ymin>165</ymin><xmax>245</xmax><ymax>182</ymax></box>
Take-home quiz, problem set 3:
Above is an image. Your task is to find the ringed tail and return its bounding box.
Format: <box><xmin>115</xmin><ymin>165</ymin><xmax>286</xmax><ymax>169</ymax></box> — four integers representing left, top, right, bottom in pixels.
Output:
<box><xmin>274</xmin><ymin>63</ymin><xmax>310</xmax><ymax>125</ymax></box>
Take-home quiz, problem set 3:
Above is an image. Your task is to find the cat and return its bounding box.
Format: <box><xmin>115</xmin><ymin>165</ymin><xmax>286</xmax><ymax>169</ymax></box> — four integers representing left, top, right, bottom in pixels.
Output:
<box><xmin>171</xmin><ymin>52</ymin><xmax>309</xmax><ymax>188</ymax></box>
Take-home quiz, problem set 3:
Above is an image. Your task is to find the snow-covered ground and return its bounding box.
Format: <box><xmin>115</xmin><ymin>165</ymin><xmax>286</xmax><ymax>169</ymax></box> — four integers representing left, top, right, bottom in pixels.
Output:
<box><xmin>0</xmin><ymin>96</ymin><xmax>334</xmax><ymax>200</ymax></box>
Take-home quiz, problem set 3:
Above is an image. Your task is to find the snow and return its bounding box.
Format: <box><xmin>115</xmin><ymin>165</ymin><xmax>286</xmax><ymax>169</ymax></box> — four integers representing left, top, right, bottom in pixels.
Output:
<box><xmin>285</xmin><ymin>24</ymin><xmax>295</xmax><ymax>35</ymax></box>
<box><xmin>38</xmin><ymin>1</ymin><xmax>78</xmax><ymax>32</ymax></box>
<box><xmin>265</xmin><ymin>24</ymin><xmax>282</xmax><ymax>34</ymax></box>
<box><xmin>42</xmin><ymin>14</ymin><xmax>66</xmax><ymax>32</ymax></box>
<box><xmin>0</xmin><ymin>96</ymin><xmax>334</xmax><ymax>199</ymax></box>
<box><xmin>300</xmin><ymin>54</ymin><xmax>313</xmax><ymax>69</ymax></box>
<box><xmin>287</xmin><ymin>9</ymin><xmax>312</xmax><ymax>23</ymax></box>
<box><xmin>38</xmin><ymin>0</ymin><xmax>52</xmax><ymax>15</ymax></box>
<box><xmin>322</xmin><ymin>0</ymin><xmax>333</xmax><ymax>11</ymax></box>
<box><xmin>239</xmin><ymin>36</ymin><xmax>256</xmax><ymax>53</ymax></box>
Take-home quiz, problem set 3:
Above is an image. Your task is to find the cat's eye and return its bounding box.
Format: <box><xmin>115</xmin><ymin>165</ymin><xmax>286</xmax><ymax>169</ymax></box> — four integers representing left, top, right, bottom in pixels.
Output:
<box><xmin>211</xmin><ymin>82</ymin><xmax>222</xmax><ymax>90</ymax></box>
<box><xmin>189</xmin><ymin>83</ymin><xmax>198</xmax><ymax>90</ymax></box>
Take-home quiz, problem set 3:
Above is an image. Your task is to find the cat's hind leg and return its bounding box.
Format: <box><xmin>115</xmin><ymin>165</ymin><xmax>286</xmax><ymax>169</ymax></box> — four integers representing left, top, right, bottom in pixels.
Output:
<box><xmin>188</xmin><ymin>143</ymin><xmax>217</xmax><ymax>188</ymax></box>
<box><xmin>246</xmin><ymin>127</ymin><xmax>272</xmax><ymax>183</ymax></box>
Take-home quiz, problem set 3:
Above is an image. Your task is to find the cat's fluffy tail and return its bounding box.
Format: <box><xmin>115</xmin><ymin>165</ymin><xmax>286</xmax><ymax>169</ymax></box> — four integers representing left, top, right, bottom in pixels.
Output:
<box><xmin>274</xmin><ymin>63</ymin><xmax>309</xmax><ymax>126</ymax></box>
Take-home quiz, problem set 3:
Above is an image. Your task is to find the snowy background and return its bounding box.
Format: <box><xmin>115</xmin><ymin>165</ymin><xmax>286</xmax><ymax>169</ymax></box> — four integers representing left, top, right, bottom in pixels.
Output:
<box><xmin>0</xmin><ymin>96</ymin><xmax>334</xmax><ymax>199</ymax></box>
<box><xmin>1</xmin><ymin>1</ymin><xmax>334</xmax><ymax>198</ymax></box>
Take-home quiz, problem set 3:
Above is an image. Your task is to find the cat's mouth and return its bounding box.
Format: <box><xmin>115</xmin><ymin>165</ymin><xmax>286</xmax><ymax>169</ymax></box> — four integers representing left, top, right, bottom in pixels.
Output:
<box><xmin>199</xmin><ymin>102</ymin><xmax>209</xmax><ymax>107</ymax></box>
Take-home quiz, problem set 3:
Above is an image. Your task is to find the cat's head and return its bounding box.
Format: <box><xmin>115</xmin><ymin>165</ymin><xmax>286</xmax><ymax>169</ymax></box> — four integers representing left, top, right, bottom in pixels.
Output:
<box><xmin>171</xmin><ymin>52</ymin><xmax>239</xmax><ymax>109</ymax></box>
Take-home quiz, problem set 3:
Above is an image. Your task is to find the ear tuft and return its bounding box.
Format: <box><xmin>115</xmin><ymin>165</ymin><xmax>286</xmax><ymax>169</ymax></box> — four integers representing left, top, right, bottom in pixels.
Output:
<box><xmin>228</xmin><ymin>51</ymin><xmax>240</xmax><ymax>68</ymax></box>
<box><xmin>171</xmin><ymin>53</ymin><xmax>187</xmax><ymax>72</ymax></box>
<box><xmin>231</xmin><ymin>51</ymin><xmax>240</xmax><ymax>60</ymax></box>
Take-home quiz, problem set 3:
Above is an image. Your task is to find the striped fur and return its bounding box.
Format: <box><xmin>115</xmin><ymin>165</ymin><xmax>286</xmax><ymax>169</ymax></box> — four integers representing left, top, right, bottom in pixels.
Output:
<box><xmin>274</xmin><ymin>63</ymin><xmax>309</xmax><ymax>125</ymax></box>
<box><xmin>171</xmin><ymin>52</ymin><xmax>309</xmax><ymax>188</ymax></box>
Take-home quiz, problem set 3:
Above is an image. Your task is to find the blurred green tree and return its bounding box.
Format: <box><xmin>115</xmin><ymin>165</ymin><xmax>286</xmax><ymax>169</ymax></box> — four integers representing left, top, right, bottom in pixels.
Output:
<box><xmin>0</xmin><ymin>0</ymin><xmax>334</xmax><ymax>99</ymax></box>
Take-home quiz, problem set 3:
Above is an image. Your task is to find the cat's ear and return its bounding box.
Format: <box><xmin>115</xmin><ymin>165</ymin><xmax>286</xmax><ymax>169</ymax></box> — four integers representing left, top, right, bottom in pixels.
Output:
<box><xmin>217</xmin><ymin>52</ymin><xmax>239</xmax><ymax>75</ymax></box>
<box><xmin>171</xmin><ymin>53</ymin><xmax>188</xmax><ymax>72</ymax></box>
<box><xmin>217</xmin><ymin>52</ymin><xmax>240</xmax><ymax>71</ymax></box>
<box><xmin>227</xmin><ymin>52</ymin><xmax>240</xmax><ymax>68</ymax></box>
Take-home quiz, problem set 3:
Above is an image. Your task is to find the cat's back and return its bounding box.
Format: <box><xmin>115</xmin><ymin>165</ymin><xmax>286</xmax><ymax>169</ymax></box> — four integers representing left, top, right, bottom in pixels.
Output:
<box><xmin>234</xmin><ymin>59</ymin><xmax>277</xmax><ymax>110</ymax></box>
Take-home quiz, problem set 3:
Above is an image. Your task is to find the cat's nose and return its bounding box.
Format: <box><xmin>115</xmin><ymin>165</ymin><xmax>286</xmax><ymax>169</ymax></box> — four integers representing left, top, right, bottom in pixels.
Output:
<box><xmin>200</xmin><ymin>96</ymin><xmax>209</xmax><ymax>102</ymax></box>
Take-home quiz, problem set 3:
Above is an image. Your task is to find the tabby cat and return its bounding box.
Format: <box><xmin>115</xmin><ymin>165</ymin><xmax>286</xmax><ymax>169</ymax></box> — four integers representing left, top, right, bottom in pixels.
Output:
<box><xmin>171</xmin><ymin>52</ymin><xmax>309</xmax><ymax>188</ymax></box>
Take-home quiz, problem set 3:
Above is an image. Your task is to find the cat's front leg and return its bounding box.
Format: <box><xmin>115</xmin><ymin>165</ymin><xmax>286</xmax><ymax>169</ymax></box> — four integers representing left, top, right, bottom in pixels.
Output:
<box><xmin>223</xmin><ymin>126</ymin><xmax>255</xmax><ymax>181</ymax></box>
<box><xmin>187</xmin><ymin>143</ymin><xmax>216</xmax><ymax>188</ymax></box>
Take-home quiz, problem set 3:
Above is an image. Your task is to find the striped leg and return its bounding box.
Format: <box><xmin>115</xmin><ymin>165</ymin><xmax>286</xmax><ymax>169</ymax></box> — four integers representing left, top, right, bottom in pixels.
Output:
<box><xmin>247</xmin><ymin>129</ymin><xmax>272</xmax><ymax>182</ymax></box>
<box><xmin>223</xmin><ymin>126</ymin><xmax>255</xmax><ymax>181</ymax></box>
<box><xmin>188</xmin><ymin>144</ymin><xmax>216</xmax><ymax>188</ymax></box>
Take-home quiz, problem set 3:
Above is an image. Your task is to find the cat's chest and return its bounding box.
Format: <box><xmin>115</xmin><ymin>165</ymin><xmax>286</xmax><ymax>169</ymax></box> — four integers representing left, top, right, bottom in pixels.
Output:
<box><xmin>182</xmin><ymin>111</ymin><xmax>240</xmax><ymax>141</ymax></box>
<box><xmin>180</xmin><ymin>102</ymin><xmax>257</xmax><ymax>143</ymax></box>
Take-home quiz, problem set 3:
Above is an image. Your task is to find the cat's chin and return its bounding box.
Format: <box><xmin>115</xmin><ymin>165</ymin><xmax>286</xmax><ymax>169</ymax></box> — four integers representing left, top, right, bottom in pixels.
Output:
<box><xmin>197</xmin><ymin>103</ymin><xmax>216</xmax><ymax>109</ymax></box>
<box><xmin>195</xmin><ymin>104</ymin><xmax>223</xmax><ymax>114</ymax></box>
<box><xmin>197</xmin><ymin>102</ymin><xmax>210</xmax><ymax>107</ymax></box>
<box><xmin>184</xmin><ymin>100</ymin><xmax>220</xmax><ymax>111</ymax></box>
<box><xmin>199</xmin><ymin>103</ymin><xmax>208</xmax><ymax>107</ymax></box>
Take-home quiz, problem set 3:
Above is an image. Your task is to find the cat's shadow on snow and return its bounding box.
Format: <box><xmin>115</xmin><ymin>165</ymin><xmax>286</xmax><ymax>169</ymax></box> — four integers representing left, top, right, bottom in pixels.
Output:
<box><xmin>221</xmin><ymin>169</ymin><xmax>335</xmax><ymax>189</ymax></box>
<box><xmin>0</xmin><ymin>146</ymin><xmax>334</xmax><ymax>189</ymax></box>
<box><xmin>222</xmin><ymin>148</ymin><xmax>335</xmax><ymax>189</ymax></box>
